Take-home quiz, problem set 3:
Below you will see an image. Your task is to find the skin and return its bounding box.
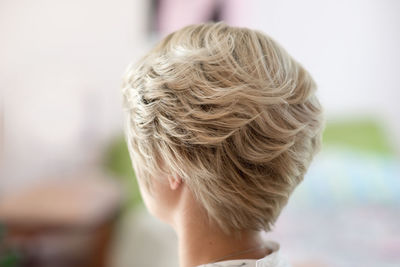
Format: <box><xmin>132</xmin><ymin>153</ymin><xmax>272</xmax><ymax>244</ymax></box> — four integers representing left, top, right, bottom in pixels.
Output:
<box><xmin>137</xmin><ymin>171</ymin><xmax>272</xmax><ymax>267</ymax></box>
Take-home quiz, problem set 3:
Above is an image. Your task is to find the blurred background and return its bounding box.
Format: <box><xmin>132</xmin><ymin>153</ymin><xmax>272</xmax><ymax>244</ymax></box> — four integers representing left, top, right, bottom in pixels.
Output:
<box><xmin>0</xmin><ymin>0</ymin><xmax>399</xmax><ymax>266</ymax></box>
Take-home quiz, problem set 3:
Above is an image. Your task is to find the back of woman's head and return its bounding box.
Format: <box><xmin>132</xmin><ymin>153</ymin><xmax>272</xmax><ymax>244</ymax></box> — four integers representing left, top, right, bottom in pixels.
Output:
<box><xmin>123</xmin><ymin>22</ymin><xmax>323</xmax><ymax>233</ymax></box>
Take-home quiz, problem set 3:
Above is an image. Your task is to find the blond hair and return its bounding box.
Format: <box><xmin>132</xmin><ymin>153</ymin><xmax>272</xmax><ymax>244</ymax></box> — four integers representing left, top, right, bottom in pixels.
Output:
<box><xmin>122</xmin><ymin>22</ymin><xmax>323</xmax><ymax>233</ymax></box>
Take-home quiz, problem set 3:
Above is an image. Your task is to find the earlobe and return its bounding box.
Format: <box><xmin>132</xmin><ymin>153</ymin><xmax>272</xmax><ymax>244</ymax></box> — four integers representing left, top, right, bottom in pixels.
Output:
<box><xmin>168</xmin><ymin>175</ymin><xmax>182</xmax><ymax>190</ymax></box>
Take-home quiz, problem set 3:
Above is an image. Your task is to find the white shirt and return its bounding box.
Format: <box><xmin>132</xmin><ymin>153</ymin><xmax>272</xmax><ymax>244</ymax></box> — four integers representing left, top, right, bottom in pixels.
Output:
<box><xmin>196</xmin><ymin>240</ymin><xmax>291</xmax><ymax>267</ymax></box>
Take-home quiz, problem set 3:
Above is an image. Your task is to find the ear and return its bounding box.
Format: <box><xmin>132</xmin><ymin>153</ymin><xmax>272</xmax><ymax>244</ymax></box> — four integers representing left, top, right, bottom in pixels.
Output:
<box><xmin>167</xmin><ymin>175</ymin><xmax>182</xmax><ymax>190</ymax></box>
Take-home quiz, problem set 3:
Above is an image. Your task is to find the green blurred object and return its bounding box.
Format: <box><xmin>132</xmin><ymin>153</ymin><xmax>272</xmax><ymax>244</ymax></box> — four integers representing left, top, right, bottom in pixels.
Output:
<box><xmin>104</xmin><ymin>136</ymin><xmax>142</xmax><ymax>208</ymax></box>
<box><xmin>0</xmin><ymin>224</ymin><xmax>20</xmax><ymax>267</ymax></box>
<box><xmin>0</xmin><ymin>253</ymin><xmax>19</xmax><ymax>267</ymax></box>
<box><xmin>322</xmin><ymin>118</ymin><xmax>394</xmax><ymax>156</ymax></box>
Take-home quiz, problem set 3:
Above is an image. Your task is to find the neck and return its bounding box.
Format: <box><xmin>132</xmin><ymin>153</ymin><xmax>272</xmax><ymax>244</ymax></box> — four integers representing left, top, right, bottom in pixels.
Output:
<box><xmin>172</xmin><ymin>187</ymin><xmax>268</xmax><ymax>267</ymax></box>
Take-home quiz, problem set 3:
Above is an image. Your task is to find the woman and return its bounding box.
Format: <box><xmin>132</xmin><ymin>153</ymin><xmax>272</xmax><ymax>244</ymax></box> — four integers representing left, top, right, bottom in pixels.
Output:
<box><xmin>122</xmin><ymin>22</ymin><xmax>323</xmax><ymax>267</ymax></box>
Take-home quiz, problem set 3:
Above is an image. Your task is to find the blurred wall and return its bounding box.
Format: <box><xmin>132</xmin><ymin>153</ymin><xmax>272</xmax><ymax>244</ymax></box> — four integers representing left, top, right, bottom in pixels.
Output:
<box><xmin>0</xmin><ymin>0</ymin><xmax>150</xmax><ymax>191</ymax></box>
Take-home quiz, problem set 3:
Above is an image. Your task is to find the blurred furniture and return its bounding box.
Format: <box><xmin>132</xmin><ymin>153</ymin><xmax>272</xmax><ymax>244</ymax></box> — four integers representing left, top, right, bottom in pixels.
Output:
<box><xmin>0</xmin><ymin>172</ymin><xmax>123</xmax><ymax>267</ymax></box>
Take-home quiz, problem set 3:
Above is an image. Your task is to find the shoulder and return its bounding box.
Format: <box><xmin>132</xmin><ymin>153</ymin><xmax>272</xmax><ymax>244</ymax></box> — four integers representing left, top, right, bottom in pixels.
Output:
<box><xmin>197</xmin><ymin>240</ymin><xmax>291</xmax><ymax>267</ymax></box>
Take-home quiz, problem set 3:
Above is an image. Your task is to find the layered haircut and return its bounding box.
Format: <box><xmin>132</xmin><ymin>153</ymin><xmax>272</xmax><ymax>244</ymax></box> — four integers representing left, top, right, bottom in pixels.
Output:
<box><xmin>122</xmin><ymin>22</ymin><xmax>323</xmax><ymax>233</ymax></box>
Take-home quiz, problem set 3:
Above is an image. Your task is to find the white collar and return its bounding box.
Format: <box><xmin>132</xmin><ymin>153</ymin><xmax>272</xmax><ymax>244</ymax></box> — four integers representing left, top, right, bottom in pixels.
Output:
<box><xmin>196</xmin><ymin>240</ymin><xmax>291</xmax><ymax>267</ymax></box>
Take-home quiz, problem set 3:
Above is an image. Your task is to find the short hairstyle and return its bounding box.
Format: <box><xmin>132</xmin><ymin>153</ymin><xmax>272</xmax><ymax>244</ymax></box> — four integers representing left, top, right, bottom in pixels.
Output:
<box><xmin>122</xmin><ymin>22</ymin><xmax>323</xmax><ymax>233</ymax></box>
